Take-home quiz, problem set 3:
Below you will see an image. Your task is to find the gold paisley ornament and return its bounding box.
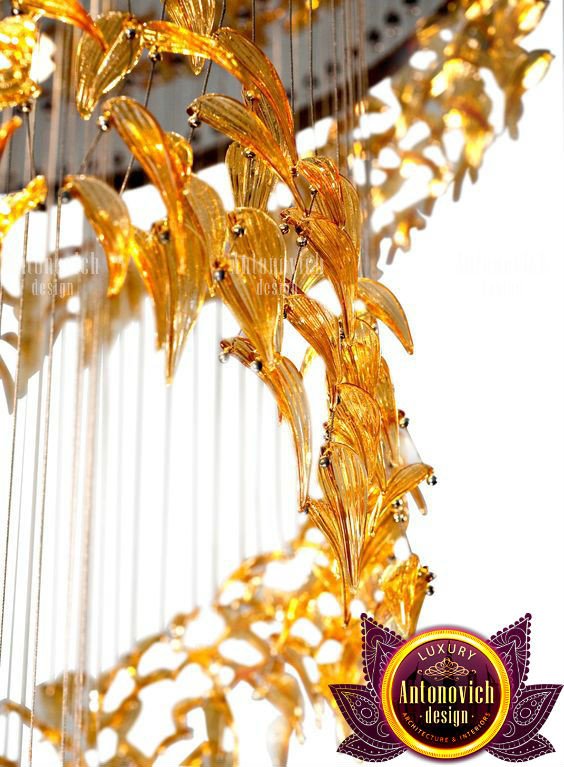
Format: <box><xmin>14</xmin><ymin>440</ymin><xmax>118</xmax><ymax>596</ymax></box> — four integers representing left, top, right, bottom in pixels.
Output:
<box><xmin>297</xmin><ymin>157</ymin><xmax>345</xmax><ymax>228</ymax></box>
<box><xmin>75</xmin><ymin>12</ymin><xmax>144</xmax><ymax>119</ymax></box>
<box><xmin>378</xmin><ymin>554</ymin><xmax>429</xmax><ymax>636</ymax></box>
<box><xmin>161</xmin><ymin>0</ymin><xmax>217</xmax><ymax>75</ymax></box>
<box><xmin>0</xmin><ymin>14</ymin><xmax>40</xmax><ymax>109</ymax></box>
<box><xmin>63</xmin><ymin>175</ymin><xmax>133</xmax><ymax>296</ymax></box>
<box><xmin>13</xmin><ymin>0</ymin><xmax>107</xmax><ymax>49</ymax></box>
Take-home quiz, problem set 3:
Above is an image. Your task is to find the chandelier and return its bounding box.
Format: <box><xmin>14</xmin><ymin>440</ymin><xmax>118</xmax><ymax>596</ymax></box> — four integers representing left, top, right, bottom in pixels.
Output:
<box><xmin>0</xmin><ymin>0</ymin><xmax>551</xmax><ymax>765</ymax></box>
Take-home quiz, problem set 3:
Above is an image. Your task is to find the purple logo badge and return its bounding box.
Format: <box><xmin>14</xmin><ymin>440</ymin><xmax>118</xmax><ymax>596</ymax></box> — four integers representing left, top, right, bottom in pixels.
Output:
<box><xmin>330</xmin><ymin>613</ymin><xmax>562</xmax><ymax>762</ymax></box>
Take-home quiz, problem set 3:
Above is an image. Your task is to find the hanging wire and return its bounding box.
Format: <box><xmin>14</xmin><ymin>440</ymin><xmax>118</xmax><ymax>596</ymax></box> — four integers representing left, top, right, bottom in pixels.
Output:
<box><xmin>289</xmin><ymin>0</ymin><xmax>295</xmax><ymax>114</ymax></box>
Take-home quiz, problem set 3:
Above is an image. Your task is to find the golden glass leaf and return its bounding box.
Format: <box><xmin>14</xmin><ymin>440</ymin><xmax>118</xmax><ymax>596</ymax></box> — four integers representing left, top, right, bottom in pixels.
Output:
<box><xmin>162</xmin><ymin>0</ymin><xmax>216</xmax><ymax>74</ymax></box>
<box><xmin>339</xmin><ymin>175</ymin><xmax>362</xmax><ymax>254</ymax></box>
<box><xmin>166</xmin><ymin>131</ymin><xmax>194</xmax><ymax>189</ymax></box>
<box><xmin>340</xmin><ymin>318</ymin><xmax>381</xmax><ymax>396</ymax></box>
<box><xmin>104</xmin><ymin>97</ymin><xmax>195</xmax><ymax>271</ymax></box>
<box><xmin>13</xmin><ymin>0</ymin><xmax>107</xmax><ymax>49</ymax></box>
<box><xmin>75</xmin><ymin>12</ymin><xmax>144</xmax><ymax>119</ymax></box>
<box><xmin>281</xmin><ymin>210</ymin><xmax>358</xmax><ymax>336</ymax></box>
<box><xmin>188</xmin><ymin>94</ymin><xmax>303</xmax><ymax>206</ymax></box>
<box><xmin>374</xmin><ymin>357</ymin><xmax>400</xmax><ymax>466</ymax></box>
<box><xmin>215</xmin><ymin>216</ymin><xmax>282</xmax><ymax>368</ymax></box>
<box><xmin>0</xmin><ymin>15</ymin><xmax>40</xmax><ymax>109</ymax></box>
<box><xmin>186</xmin><ymin>175</ymin><xmax>226</xmax><ymax>267</ymax></box>
<box><xmin>134</xmin><ymin>220</ymin><xmax>207</xmax><ymax>380</ymax></box>
<box><xmin>0</xmin><ymin>176</ymin><xmax>47</xmax><ymax>252</ymax></box>
<box><xmin>311</xmin><ymin>443</ymin><xmax>368</xmax><ymax>623</ymax></box>
<box><xmin>222</xmin><ymin>340</ymin><xmax>311</xmax><ymax>510</ymax></box>
<box><xmin>297</xmin><ymin>157</ymin><xmax>345</xmax><ymax>228</ymax></box>
<box><xmin>358</xmin><ymin>277</ymin><xmax>414</xmax><ymax>354</ymax></box>
<box><xmin>374</xmin><ymin>463</ymin><xmax>432</xmax><ymax>535</ymax></box>
<box><xmin>226</xmin><ymin>142</ymin><xmax>276</xmax><ymax>211</ymax></box>
<box><xmin>0</xmin><ymin>116</ymin><xmax>22</xmax><ymax>161</ymax></box>
<box><xmin>331</xmin><ymin>384</ymin><xmax>383</xmax><ymax>493</ymax></box>
<box><xmin>379</xmin><ymin>554</ymin><xmax>428</xmax><ymax>637</ymax></box>
<box><xmin>284</xmin><ymin>292</ymin><xmax>341</xmax><ymax>386</ymax></box>
<box><xmin>64</xmin><ymin>175</ymin><xmax>132</xmax><ymax>296</ymax></box>
<box><xmin>214</xmin><ymin>27</ymin><xmax>297</xmax><ymax>165</ymax></box>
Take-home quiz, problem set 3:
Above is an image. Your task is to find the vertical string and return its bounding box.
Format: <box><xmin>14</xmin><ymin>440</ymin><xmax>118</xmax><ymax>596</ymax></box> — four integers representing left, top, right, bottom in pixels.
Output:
<box><xmin>211</xmin><ymin>302</ymin><xmax>223</xmax><ymax>592</ymax></box>
<box><xmin>238</xmin><ymin>365</ymin><xmax>246</xmax><ymax>563</ymax></box>
<box><xmin>161</xmin><ymin>382</ymin><xmax>172</xmax><ymax>628</ymax></box>
<box><xmin>190</xmin><ymin>325</ymin><xmax>199</xmax><ymax>608</ymax></box>
<box><xmin>331</xmin><ymin>0</ymin><xmax>341</xmax><ymax>170</ymax></box>
<box><xmin>308</xmin><ymin>0</ymin><xmax>316</xmax><ymax>152</ymax></box>
<box><xmin>289</xmin><ymin>0</ymin><xmax>295</xmax><ymax>115</ymax></box>
<box><xmin>131</xmin><ymin>309</ymin><xmax>145</xmax><ymax>642</ymax></box>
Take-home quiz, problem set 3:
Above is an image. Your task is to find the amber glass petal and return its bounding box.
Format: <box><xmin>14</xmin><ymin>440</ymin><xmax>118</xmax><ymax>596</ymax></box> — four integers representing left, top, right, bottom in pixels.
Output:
<box><xmin>339</xmin><ymin>176</ymin><xmax>362</xmax><ymax>254</ymax></box>
<box><xmin>331</xmin><ymin>384</ymin><xmax>382</xmax><ymax>492</ymax></box>
<box><xmin>0</xmin><ymin>15</ymin><xmax>40</xmax><ymax>110</ymax></box>
<box><xmin>14</xmin><ymin>0</ymin><xmax>107</xmax><ymax>49</ymax></box>
<box><xmin>315</xmin><ymin>443</ymin><xmax>368</xmax><ymax>622</ymax></box>
<box><xmin>162</xmin><ymin>0</ymin><xmax>216</xmax><ymax>74</ymax></box>
<box><xmin>358</xmin><ymin>278</ymin><xmax>414</xmax><ymax>354</ymax></box>
<box><xmin>226</xmin><ymin>142</ymin><xmax>275</xmax><ymax>211</ymax></box>
<box><xmin>284</xmin><ymin>292</ymin><xmax>341</xmax><ymax>385</ymax></box>
<box><xmin>340</xmin><ymin>319</ymin><xmax>381</xmax><ymax>396</ymax></box>
<box><xmin>187</xmin><ymin>175</ymin><xmax>227</xmax><ymax>267</ymax></box>
<box><xmin>379</xmin><ymin>554</ymin><xmax>427</xmax><ymax>637</ymax></box>
<box><xmin>219</xmin><ymin>335</ymin><xmax>256</xmax><ymax>367</ymax></box>
<box><xmin>75</xmin><ymin>12</ymin><xmax>143</xmax><ymax>119</ymax></box>
<box><xmin>188</xmin><ymin>95</ymin><xmax>302</xmax><ymax>205</ymax></box>
<box><xmin>132</xmin><ymin>227</ymin><xmax>170</xmax><ymax>351</ymax></box>
<box><xmin>374</xmin><ymin>357</ymin><xmax>400</xmax><ymax>466</ymax></box>
<box><xmin>64</xmin><ymin>175</ymin><xmax>132</xmax><ymax>296</ymax></box>
<box><xmin>104</xmin><ymin>97</ymin><xmax>194</xmax><ymax>271</ymax></box>
<box><xmin>0</xmin><ymin>176</ymin><xmax>47</xmax><ymax>250</ymax></box>
<box><xmin>263</xmin><ymin>356</ymin><xmax>311</xmax><ymax>510</ymax></box>
<box><xmin>297</xmin><ymin>157</ymin><xmax>345</xmax><ymax>228</ymax></box>
<box><xmin>215</xmin><ymin>219</ymin><xmax>281</xmax><ymax>368</ymax></box>
<box><xmin>0</xmin><ymin>117</ymin><xmax>22</xmax><ymax>161</ymax></box>
<box><xmin>382</xmin><ymin>463</ymin><xmax>432</xmax><ymax>515</ymax></box>
<box><xmin>281</xmin><ymin>209</ymin><xmax>358</xmax><ymax>336</ymax></box>
<box><xmin>214</xmin><ymin>28</ymin><xmax>297</xmax><ymax>165</ymax></box>
<box><xmin>165</xmin><ymin>131</ymin><xmax>194</xmax><ymax>188</ymax></box>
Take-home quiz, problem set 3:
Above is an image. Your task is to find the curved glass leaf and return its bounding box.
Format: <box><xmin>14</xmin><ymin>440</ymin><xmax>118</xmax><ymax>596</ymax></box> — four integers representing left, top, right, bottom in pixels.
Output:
<box><xmin>331</xmin><ymin>384</ymin><xmax>382</xmax><ymax>493</ymax></box>
<box><xmin>133</xmin><ymin>220</ymin><xmax>207</xmax><ymax>380</ymax></box>
<box><xmin>165</xmin><ymin>131</ymin><xmax>193</xmax><ymax>189</ymax></box>
<box><xmin>104</xmin><ymin>97</ymin><xmax>197</xmax><ymax>271</ymax></box>
<box><xmin>187</xmin><ymin>175</ymin><xmax>227</xmax><ymax>268</ymax></box>
<box><xmin>0</xmin><ymin>117</ymin><xmax>22</xmax><ymax>161</ymax></box>
<box><xmin>297</xmin><ymin>157</ymin><xmax>345</xmax><ymax>228</ymax></box>
<box><xmin>214</xmin><ymin>27</ymin><xmax>297</xmax><ymax>165</ymax></box>
<box><xmin>226</xmin><ymin>142</ymin><xmax>275</xmax><ymax>211</ymax></box>
<box><xmin>358</xmin><ymin>277</ymin><xmax>414</xmax><ymax>354</ymax></box>
<box><xmin>340</xmin><ymin>319</ymin><xmax>381</xmax><ymax>396</ymax></box>
<box><xmin>75</xmin><ymin>12</ymin><xmax>144</xmax><ymax>119</ymax></box>
<box><xmin>221</xmin><ymin>343</ymin><xmax>311</xmax><ymax>510</ymax></box>
<box><xmin>282</xmin><ymin>209</ymin><xmax>358</xmax><ymax>336</ymax></box>
<box><xmin>0</xmin><ymin>176</ymin><xmax>47</xmax><ymax>254</ymax></box>
<box><xmin>162</xmin><ymin>0</ymin><xmax>216</xmax><ymax>74</ymax></box>
<box><xmin>215</xmin><ymin>214</ymin><xmax>282</xmax><ymax>368</ymax></box>
<box><xmin>379</xmin><ymin>554</ymin><xmax>427</xmax><ymax>637</ymax></box>
<box><xmin>0</xmin><ymin>15</ymin><xmax>40</xmax><ymax>110</ymax></box>
<box><xmin>14</xmin><ymin>0</ymin><xmax>107</xmax><ymax>49</ymax></box>
<box><xmin>374</xmin><ymin>357</ymin><xmax>400</xmax><ymax>465</ymax></box>
<box><xmin>264</xmin><ymin>356</ymin><xmax>311</xmax><ymax>510</ymax></box>
<box><xmin>382</xmin><ymin>463</ymin><xmax>432</xmax><ymax>512</ymax></box>
<box><xmin>340</xmin><ymin>175</ymin><xmax>362</xmax><ymax>254</ymax></box>
<box><xmin>188</xmin><ymin>94</ymin><xmax>303</xmax><ymax>206</ymax></box>
<box><xmin>285</xmin><ymin>292</ymin><xmax>341</xmax><ymax>385</ymax></box>
<box><xmin>313</xmin><ymin>442</ymin><xmax>368</xmax><ymax>623</ymax></box>
<box><xmin>64</xmin><ymin>175</ymin><xmax>132</xmax><ymax>296</ymax></box>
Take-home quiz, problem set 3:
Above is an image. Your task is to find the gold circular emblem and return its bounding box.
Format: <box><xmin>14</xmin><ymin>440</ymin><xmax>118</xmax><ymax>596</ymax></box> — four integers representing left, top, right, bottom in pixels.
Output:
<box><xmin>381</xmin><ymin>629</ymin><xmax>511</xmax><ymax>759</ymax></box>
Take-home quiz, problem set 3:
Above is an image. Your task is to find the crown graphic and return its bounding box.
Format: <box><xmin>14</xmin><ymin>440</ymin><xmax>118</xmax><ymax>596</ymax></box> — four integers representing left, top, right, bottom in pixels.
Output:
<box><xmin>424</xmin><ymin>657</ymin><xmax>470</xmax><ymax>679</ymax></box>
